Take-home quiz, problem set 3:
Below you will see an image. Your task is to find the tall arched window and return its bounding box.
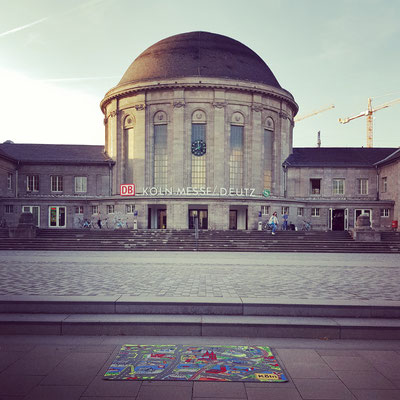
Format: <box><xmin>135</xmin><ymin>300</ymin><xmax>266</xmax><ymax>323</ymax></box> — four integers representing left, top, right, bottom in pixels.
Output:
<box><xmin>230</xmin><ymin>112</ymin><xmax>244</xmax><ymax>188</ymax></box>
<box><xmin>123</xmin><ymin>115</ymin><xmax>135</xmax><ymax>182</ymax></box>
<box><xmin>191</xmin><ymin>110</ymin><xmax>207</xmax><ymax>188</ymax></box>
<box><xmin>153</xmin><ymin>111</ymin><xmax>168</xmax><ymax>187</ymax></box>
<box><xmin>263</xmin><ymin>117</ymin><xmax>274</xmax><ymax>189</ymax></box>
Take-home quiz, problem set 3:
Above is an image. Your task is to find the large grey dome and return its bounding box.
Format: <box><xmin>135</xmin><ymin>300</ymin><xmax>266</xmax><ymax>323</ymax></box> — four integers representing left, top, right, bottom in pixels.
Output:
<box><xmin>118</xmin><ymin>31</ymin><xmax>282</xmax><ymax>88</ymax></box>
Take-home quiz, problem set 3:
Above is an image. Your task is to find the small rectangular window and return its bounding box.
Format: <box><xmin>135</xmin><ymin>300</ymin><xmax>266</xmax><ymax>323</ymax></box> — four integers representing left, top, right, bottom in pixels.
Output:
<box><xmin>380</xmin><ymin>208</ymin><xmax>390</xmax><ymax>217</ymax></box>
<box><xmin>281</xmin><ymin>206</ymin><xmax>289</xmax><ymax>215</ymax></box>
<box><xmin>51</xmin><ymin>176</ymin><xmax>63</xmax><ymax>192</ymax></box>
<box><xmin>7</xmin><ymin>173</ymin><xmax>12</xmax><ymax>190</ymax></box>
<box><xmin>126</xmin><ymin>204</ymin><xmax>135</xmax><ymax>214</ymax></box>
<box><xmin>5</xmin><ymin>205</ymin><xmax>14</xmax><ymax>213</ymax></box>
<box><xmin>297</xmin><ymin>207</ymin><xmax>304</xmax><ymax>216</ymax></box>
<box><xmin>332</xmin><ymin>179</ymin><xmax>345</xmax><ymax>195</ymax></box>
<box><xmin>91</xmin><ymin>205</ymin><xmax>99</xmax><ymax>215</ymax></box>
<box><xmin>358</xmin><ymin>178</ymin><xmax>368</xmax><ymax>195</ymax></box>
<box><xmin>382</xmin><ymin>177</ymin><xmax>387</xmax><ymax>193</ymax></box>
<box><xmin>311</xmin><ymin>208</ymin><xmax>320</xmax><ymax>217</ymax></box>
<box><xmin>27</xmin><ymin>175</ymin><xmax>39</xmax><ymax>192</ymax></box>
<box><xmin>261</xmin><ymin>205</ymin><xmax>270</xmax><ymax>215</ymax></box>
<box><xmin>310</xmin><ymin>179</ymin><xmax>321</xmax><ymax>195</ymax></box>
<box><xmin>74</xmin><ymin>177</ymin><xmax>87</xmax><ymax>193</ymax></box>
<box><xmin>107</xmin><ymin>205</ymin><xmax>115</xmax><ymax>214</ymax></box>
<box><xmin>75</xmin><ymin>206</ymin><xmax>84</xmax><ymax>214</ymax></box>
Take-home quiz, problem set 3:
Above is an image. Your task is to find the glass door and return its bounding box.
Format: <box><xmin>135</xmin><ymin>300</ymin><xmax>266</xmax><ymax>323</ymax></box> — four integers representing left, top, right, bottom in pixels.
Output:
<box><xmin>49</xmin><ymin>206</ymin><xmax>66</xmax><ymax>228</ymax></box>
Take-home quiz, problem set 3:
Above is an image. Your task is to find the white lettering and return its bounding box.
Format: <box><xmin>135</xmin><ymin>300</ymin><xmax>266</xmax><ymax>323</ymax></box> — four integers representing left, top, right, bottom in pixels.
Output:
<box><xmin>220</xmin><ymin>188</ymin><xmax>227</xmax><ymax>196</ymax></box>
<box><xmin>177</xmin><ymin>188</ymin><xmax>186</xmax><ymax>195</ymax></box>
<box><xmin>199</xmin><ymin>187</ymin><xmax>206</xmax><ymax>195</ymax></box>
<box><xmin>229</xmin><ymin>188</ymin><xmax>235</xmax><ymax>196</ymax></box>
<box><xmin>143</xmin><ymin>187</ymin><xmax>149</xmax><ymax>195</ymax></box>
<box><xmin>150</xmin><ymin>187</ymin><xmax>158</xmax><ymax>196</ymax></box>
<box><xmin>250</xmin><ymin>188</ymin><xmax>255</xmax><ymax>196</ymax></box>
<box><xmin>165</xmin><ymin>187</ymin><xmax>172</xmax><ymax>195</ymax></box>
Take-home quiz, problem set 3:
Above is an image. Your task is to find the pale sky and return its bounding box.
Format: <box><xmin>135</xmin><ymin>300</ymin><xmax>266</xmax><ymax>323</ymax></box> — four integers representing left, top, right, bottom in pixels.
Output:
<box><xmin>1</xmin><ymin>0</ymin><xmax>399</xmax><ymax>148</ymax></box>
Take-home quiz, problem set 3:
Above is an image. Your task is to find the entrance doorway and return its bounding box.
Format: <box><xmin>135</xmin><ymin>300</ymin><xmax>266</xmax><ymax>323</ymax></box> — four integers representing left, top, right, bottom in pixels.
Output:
<box><xmin>23</xmin><ymin>206</ymin><xmax>40</xmax><ymax>227</ymax></box>
<box><xmin>157</xmin><ymin>209</ymin><xmax>167</xmax><ymax>229</ymax></box>
<box><xmin>189</xmin><ymin>209</ymin><xmax>208</xmax><ymax>229</ymax></box>
<box><xmin>48</xmin><ymin>206</ymin><xmax>66</xmax><ymax>228</ymax></box>
<box><xmin>355</xmin><ymin>209</ymin><xmax>371</xmax><ymax>228</ymax></box>
<box><xmin>329</xmin><ymin>208</ymin><xmax>348</xmax><ymax>231</ymax></box>
<box><xmin>229</xmin><ymin>210</ymin><xmax>237</xmax><ymax>230</ymax></box>
<box><xmin>148</xmin><ymin>206</ymin><xmax>167</xmax><ymax>229</ymax></box>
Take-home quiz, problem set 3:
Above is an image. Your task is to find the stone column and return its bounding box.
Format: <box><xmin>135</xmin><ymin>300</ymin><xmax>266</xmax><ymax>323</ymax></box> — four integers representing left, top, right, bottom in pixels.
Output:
<box><xmin>212</xmin><ymin>90</ymin><xmax>226</xmax><ymax>189</ymax></box>
<box><xmin>171</xmin><ymin>90</ymin><xmax>185</xmax><ymax>189</ymax></box>
<box><xmin>168</xmin><ymin>202</ymin><xmax>187</xmax><ymax>229</ymax></box>
<box><xmin>251</xmin><ymin>95</ymin><xmax>263</xmax><ymax>192</ymax></box>
<box><xmin>208</xmin><ymin>202</ymin><xmax>229</xmax><ymax>230</ymax></box>
<box><xmin>132</xmin><ymin>97</ymin><xmax>146</xmax><ymax>190</ymax></box>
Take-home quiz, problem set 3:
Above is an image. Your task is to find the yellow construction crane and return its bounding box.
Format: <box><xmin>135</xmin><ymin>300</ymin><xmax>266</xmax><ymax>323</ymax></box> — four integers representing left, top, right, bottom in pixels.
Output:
<box><xmin>294</xmin><ymin>104</ymin><xmax>335</xmax><ymax>122</ymax></box>
<box><xmin>339</xmin><ymin>97</ymin><xmax>400</xmax><ymax>148</ymax></box>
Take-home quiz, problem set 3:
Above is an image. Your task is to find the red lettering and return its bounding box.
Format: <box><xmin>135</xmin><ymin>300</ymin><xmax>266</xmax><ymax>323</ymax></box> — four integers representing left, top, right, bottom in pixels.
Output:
<box><xmin>120</xmin><ymin>184</ymin><xmax>135</xmax><ymax>196</ymax></box>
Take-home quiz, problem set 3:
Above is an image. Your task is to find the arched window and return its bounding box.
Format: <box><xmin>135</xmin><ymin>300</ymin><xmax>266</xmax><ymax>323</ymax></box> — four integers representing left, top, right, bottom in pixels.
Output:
<box><xmin>153</xmin><ymin>111</ymin><xmax>168</xmax><ymax>187</ymax></box>
<box><xmin>263</xmin><ymin>117</ymin><xmax>274</xmax><ymax>189</ymax></box>
<box><xmin>230</xmin><ymin>112</ymin><xmax>244</xmax><ymax>188</ymax></box>
<box><xmin>123</xmin><ymin>115</ymin><xmax>135</xmax><ymax>182</ymax></box>
<box><xmin>191</xmin><ymin>110</ymin><xmax>207</xmax><ymax>188</ymax></box>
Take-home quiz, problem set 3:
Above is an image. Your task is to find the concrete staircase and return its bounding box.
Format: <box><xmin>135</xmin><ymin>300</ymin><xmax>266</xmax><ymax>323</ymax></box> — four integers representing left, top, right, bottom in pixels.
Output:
<box><xmin>0</xmin><ymin>228</ymin><xmax>399</xmax><ymax>253</ymax></box>
<box><xmin>1</xmin><ymin>295</ymin><xmax>400</xmax><ymax>339</ymax></box>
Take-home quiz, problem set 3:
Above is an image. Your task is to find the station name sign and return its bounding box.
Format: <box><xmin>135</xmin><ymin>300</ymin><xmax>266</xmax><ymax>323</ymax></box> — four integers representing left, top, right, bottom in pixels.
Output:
<box><xmin>120</xmin><ymin>184</ymin><xmax>259</xmax><ymax>197</ymax></box>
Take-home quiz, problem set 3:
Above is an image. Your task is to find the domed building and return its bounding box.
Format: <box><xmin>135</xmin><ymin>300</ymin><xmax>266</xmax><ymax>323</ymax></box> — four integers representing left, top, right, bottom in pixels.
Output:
<box><xmin>0</xmin><ymin>31</ymin><xmax>398</xmax><ymax>232</ymax></box>
<box><xmin>100</xmin><ymin>31</ymin><xmax>299</xmax><ymax>230</ymax></box>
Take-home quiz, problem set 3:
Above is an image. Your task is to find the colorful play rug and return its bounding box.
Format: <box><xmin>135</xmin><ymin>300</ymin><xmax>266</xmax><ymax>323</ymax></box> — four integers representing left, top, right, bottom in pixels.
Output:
<box><xmin>104</xmin><ymin>345</ymin><xmax>287</xmax><ymax>382</ymax></box>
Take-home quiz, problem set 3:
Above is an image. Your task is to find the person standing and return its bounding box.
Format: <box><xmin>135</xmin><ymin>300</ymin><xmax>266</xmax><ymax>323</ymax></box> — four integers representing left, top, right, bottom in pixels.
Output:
<box><xmin>268</xmin><ymin>212</ymin><xmax>279</xmax><ymax>235</ymax></box>
<box><xmin>282</xmin><ymin>211</ymin><xmax>288</xmax><ymax>230</ymax></box>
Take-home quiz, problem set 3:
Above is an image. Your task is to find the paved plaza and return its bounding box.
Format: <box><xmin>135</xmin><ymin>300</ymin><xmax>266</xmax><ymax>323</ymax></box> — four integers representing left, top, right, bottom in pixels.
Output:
<box><xmin>1</xmin><ymin>251</ymin><xmax>400</xmax><ymax>399</ymax></box>
<box><xmin>0</xmin><ymin>250</ymin><xmax>399</xmax><ymax>301</ymax></box>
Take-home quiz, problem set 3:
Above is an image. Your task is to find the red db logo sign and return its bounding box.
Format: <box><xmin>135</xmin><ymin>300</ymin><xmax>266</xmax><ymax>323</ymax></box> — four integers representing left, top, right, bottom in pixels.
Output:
<box><xmin>120</xmin><ymin>184</ymin><xmax>135</xmax><ymax>196</ymax></box>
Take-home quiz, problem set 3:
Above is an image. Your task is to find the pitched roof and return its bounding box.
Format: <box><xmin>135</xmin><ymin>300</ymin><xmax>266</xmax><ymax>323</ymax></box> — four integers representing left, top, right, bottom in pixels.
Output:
<box><xmin>284</xmin><ymin>147</ymin><xmax>398</xmax><ymax>168</ymax></box>
<box><xmin>374</xmin><ymin>148</ymin><xmax>400</xmax><ymax>166</ymax></box>
<box><xmin>0</xmin><ymin>143</ymin><xmax>112</xmax><ymax>165</ymax></box>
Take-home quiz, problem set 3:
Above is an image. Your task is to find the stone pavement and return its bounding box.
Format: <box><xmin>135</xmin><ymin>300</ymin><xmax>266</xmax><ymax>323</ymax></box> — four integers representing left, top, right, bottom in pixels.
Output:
<box><xmin>1</xmin><ymin>334</ymin><xmax>400</xmax><ymax>399</ymax></box>
<box><xmin>0</xmin><ymin>251</ymin><xmax>399</xmax><ymax>301</ymax></box>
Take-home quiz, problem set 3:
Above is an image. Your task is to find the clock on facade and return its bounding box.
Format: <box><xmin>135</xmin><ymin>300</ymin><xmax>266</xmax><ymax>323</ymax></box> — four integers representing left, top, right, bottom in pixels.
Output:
<box><xmin>191</xmin><ymin>140</ymin><xmax>206</xmax><ymax>156</ymax></box>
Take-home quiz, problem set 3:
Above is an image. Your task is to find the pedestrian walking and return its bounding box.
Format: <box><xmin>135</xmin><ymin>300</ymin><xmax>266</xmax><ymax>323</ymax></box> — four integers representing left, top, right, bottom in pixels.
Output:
<box><xmin>268</xmin><ymin>212</ymin><xmax>278</xmax><ymax>235</ymax></box>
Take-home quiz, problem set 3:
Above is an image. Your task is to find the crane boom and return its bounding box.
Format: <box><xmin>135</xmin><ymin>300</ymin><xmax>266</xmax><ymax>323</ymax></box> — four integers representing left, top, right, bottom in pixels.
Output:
<box><xmin>294</xmin><ymin>104</ymin><xmax>335</xmax><ymax>122</ymax></box>
<box><xmin>339</xmin><ymin>97</ymin><xmax>400</xmax><ymax>147</ymax></box>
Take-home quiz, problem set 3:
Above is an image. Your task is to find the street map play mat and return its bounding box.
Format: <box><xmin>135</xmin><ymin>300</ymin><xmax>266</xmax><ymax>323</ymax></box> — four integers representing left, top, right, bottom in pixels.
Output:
<box><xmin>104</xmin><ymin>345</ymin><xmax>288</xmax><ymax>382</ymax></box>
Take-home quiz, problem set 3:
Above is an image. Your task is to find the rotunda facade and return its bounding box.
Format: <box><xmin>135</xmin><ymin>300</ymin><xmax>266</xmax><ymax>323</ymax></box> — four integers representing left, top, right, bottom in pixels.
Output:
<box><xmin>100</xmin><ymin>31</ymin><xmax>298</xmax><ymax>230</ymax></box>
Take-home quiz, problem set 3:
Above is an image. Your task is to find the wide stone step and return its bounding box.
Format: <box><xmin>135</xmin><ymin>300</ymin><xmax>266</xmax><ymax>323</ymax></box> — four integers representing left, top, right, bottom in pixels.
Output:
<box><xmin>1</xmin><ymin>313</ymin><xmax>399</xmax><ymax>339</ymax></box>
<box><xmin>1</xmin><ymin>295</ymin><xmax>400</xmax><ymax>317</ymax></box>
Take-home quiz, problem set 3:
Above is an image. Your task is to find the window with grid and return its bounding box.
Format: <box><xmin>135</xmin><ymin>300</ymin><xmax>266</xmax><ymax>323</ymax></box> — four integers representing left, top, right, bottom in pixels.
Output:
<box><xmin>51</xmin><ymin>176</ymin><xmax>63</xmax><ymax>192</ymax></box>
<box><xmin>75</xmin><ymin>206</ymin><xmax>84</xmax><ymax>214</ymax></box>
<box><xmin>126</xmin><ymin>204</ymin><xmax>135</xmax><ymax>214</ymax></box>
<box><xmin>75</xmin><ymin>177</ymin><xmax>87</xmax><ymax>193</ymax></box>
<box><xmin>311</xmin><ymin>208</ymin><xmax>320</xmax><ymax>217</ymax></box>
<box><xmin>154</xmin><ymin>124</ymin><xmax>168</xmax><ymax>187</ymax></box>
<box><xmin>297</xmin><ymin>207</ymin><xmax>304</xmax><ymax>216</ymax></box>
<box><xmin>263</xmin><ymin>129</ymin><xmax>272</xmax><ymax>188</ymax></box>
<box><xmin>5</xmin><ymin>205</ymin><xmax>14</xmax><ymax>213</ymax></box>
<box><xmin>230</xmin><ymin>125</ymin><xmax>244</xmax><ymax>188</ymax></box>
<box><xmin>332</xmin><ymin>179</ymin><xmax>345</xmax><ymax>195</ymax></box>
<box><xmin>191</xmin><ymin>123</ymin><xmax>206</xmax><ymax>188</ymax></box>
<box><xmin>27</xmin><ymin>175</ymin><xmax>39</xmax><ymax>192</ymax></box>
<box><xmin>382</xmin><ymin>177</ymin><xmax>387</xmax><ymax>193</ymax></box>
<box><xmin>261</xmin><ymin>205</ymin><xmax>270</xmax><ymax>215</ymax></box>
<box><xmin>380</xmin><ymin>208</ymin><xmax>389</xmax><ymax>217</ymax></box>
<box><xmin>107</xmin><ymin>205</ymin><xmax>115</xmax><ymax>214</ymax></box>
<box><xmin>91</xmin><ymin>205</ymin><xmax>99</xmax><ymax>215</ymax></box>
<box><xmin>310</xmin><ymin>179</ymin><xmax>321</xmax><ymax>195</ymax></box>
<box><xmin>357</xmin><ymin>178</ymin><xmax>368</xmax><ymax>195</ymax></box>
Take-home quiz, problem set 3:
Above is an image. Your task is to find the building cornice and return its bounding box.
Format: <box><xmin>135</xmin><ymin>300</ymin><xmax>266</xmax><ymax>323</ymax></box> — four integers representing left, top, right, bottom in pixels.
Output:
<box><xmin>100</xmin><ymin>78</ymin><xmax>298</xmax><ymax>117</ymax></box>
